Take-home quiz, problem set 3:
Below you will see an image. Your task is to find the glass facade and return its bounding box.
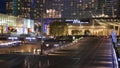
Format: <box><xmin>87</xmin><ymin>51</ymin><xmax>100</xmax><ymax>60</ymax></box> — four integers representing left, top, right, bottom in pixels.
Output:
<box><xmin>6</xmin><ymin>0</ymin><xmax>44</xmax><ymax>20</ymax></box>
<box><xmin>6</xmin><ymin>0</ymin><xmax>98</xmax><ymax>20</ymax></box>
<box><xmin>6</xmin><ymin>0</ymin><xmax>119</xmax><ymax>20</ymax></box>
<box><xmin>97</xmin><ymin>0</ymin><xmax>119</xmax><ymax>17</ymax></box>
<box><xmin>0</xmin><ymin>0</ymin><xmax>6</xmax><ymax>14</ymax></box>
<box><xmin>45</xmin><ymin>0</ymin><xmax>98</xmax><ymax>19</ymax></box>
<box><xmin>12</xmin><ymin>0</ymin><xmax>18</xmax><ymax>16</ymax></box>
<box><xmin>119</xmin><ymin>0</ymin><xmax>120</xmax><ymax>17</ymax></box>
<box><xmin>0</xmin><ymin>14</ymin><xmax>34</xmax><ymax>34</ymax></box>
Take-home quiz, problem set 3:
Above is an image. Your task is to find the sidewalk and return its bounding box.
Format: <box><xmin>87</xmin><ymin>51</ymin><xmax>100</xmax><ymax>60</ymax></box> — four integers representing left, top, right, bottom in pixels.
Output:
<box><xmin>112</xmin><ymin>41</ymin><xmax>120</xmax><ymax>67</ymax></box>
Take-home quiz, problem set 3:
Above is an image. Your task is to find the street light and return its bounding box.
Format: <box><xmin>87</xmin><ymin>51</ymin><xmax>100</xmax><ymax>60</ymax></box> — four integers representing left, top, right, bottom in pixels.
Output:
<box><xmin>40</xmin><ymin>9</ymin><xmax>51</xmax><ymax>55</ymax></box>
<box><xmin>40</xmin><ymin>14</ymin><xmax>44</xmax><ymax>55</ymax></box>
<box><xmin>40</xmin><ymin>9</ymin><xmax>49</xmax><ymax>55</ymax></box>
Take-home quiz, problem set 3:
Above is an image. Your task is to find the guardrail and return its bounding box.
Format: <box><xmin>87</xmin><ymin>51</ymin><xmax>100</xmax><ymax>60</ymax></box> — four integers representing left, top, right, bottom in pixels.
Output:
<box><xmin>111</xmin><ymin>41</ymin><xmax>119</xmax><ymax>68</ymax></box>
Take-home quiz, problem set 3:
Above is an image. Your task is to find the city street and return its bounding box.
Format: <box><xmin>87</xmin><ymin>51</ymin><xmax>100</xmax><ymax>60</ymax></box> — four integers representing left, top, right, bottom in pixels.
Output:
<box><xmin>0</xmin><ymin>37</ymin><xmax>117</xmax><ymax>68</ymax></box>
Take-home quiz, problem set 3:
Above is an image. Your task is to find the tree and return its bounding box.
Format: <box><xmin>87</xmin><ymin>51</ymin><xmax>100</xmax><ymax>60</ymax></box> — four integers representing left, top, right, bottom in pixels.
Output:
<box><xmin>49</xmin><ymin>21</ymin><xmax>68</xmax><ymax>36</ymax></box>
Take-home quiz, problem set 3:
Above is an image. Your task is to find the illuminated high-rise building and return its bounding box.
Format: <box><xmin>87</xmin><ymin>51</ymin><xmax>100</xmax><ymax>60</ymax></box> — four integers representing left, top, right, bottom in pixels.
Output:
<box><xmin>105</xmin><ymin>0</ymin><xmax>118</xmax><ymax>17</ymax></box>
<box><xmin>118</xmin><ymin>0</ymin><xmax>120</xmax><ymax>17</ymax></box>
<box><xmin>6</xmin><ymin>0</ymin><xmax>98</xmax><ymax>20</ymax></box>
<box><xmin>45</xmin><ymin>0</ymin><xmax>98</xmax><ymax>19</ymax></box>
<box><xmin>97</xmin><ymin>0</ymin><xmax>119</xmax><ymax>17</ymax></box>
<box><xmin>6</xmin><ymin>0</ymin><xmax>45</xmax><ymax>20</ymax></box>
<box><xmin>0</xmin><ymin>0</ymin><xmax>6</xmax><ymax>14</ymax></box>
<box><xmin>6</xmin><ymin>0</ymin><xmax>119</xmax><ymax>20</ymax></box>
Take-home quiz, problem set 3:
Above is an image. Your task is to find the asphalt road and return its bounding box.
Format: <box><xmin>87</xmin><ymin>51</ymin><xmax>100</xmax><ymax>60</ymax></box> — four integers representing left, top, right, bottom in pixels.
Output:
<box><xmin>45</xmin><ymin>37</ymin><xmax>114</xmax><ymax>68</ymax></box>
<box><xmin>0</xmin><ymin>37</ymin><xmax>115</xmax><ymax>68</ymax></box>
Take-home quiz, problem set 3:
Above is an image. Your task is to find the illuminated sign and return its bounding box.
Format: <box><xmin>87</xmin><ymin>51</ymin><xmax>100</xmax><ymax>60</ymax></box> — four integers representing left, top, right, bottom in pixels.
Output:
<box><xmin>66</xmin><ymin>19</ymin><xmax>89</xmax><ymax>24</ymax></box>
<box><xmin>25</xmin><ymin>37</ymin><xmax>36</xmax><ymax>41</ymax></box>
<box><xmin>8</xmin><ymin>37</ymin><xmax>18</xmax><ymax>41</ymax></box>
<box><xmin>31</xmin><ymin>0</ymin><xmax>34</xmax><ymax>8</ymax></box>
<box><xmin>44</xmin><ymin>24</ymin><xmax>47</xmax><ymax>33</ymax></box>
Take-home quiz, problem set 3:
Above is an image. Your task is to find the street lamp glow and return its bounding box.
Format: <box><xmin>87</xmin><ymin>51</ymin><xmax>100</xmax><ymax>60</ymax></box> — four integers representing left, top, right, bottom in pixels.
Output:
<box><xmin>46</xmin><ymin>10</ymin><xmax>50</xmax><ymax>13</ymax></box>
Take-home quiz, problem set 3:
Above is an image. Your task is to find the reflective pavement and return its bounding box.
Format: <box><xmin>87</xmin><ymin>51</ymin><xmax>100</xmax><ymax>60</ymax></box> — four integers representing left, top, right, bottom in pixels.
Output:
<box><xmin>0</xmin><ymin>37</ymin><xmax>117</xmax><ymax>68</ymax></box>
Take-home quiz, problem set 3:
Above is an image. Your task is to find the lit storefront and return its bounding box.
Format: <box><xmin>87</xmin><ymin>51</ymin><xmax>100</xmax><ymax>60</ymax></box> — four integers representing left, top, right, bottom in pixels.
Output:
<box><xmin>0</xmin><ymin>14</ymin><xmax>34</xmax><ymax>34</ymax></box>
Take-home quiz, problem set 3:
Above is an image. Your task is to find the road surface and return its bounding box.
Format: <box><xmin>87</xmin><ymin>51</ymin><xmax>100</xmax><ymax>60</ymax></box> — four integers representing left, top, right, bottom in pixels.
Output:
<box><xmin>0</xmin><ymin>37</ymin><xmax>116</xmax><ymax>68</ymax></box>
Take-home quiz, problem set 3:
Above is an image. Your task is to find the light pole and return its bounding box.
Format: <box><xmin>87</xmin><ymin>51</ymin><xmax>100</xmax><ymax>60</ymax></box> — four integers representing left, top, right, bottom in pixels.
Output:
<box><xmin>40</xmin><ymin>10</ymin><xmax>51</xmax><ymax>55</ymax></box>
<box><xmin>40</xmin><ymin>14</ymin><xmax>44</xmax><ymax>55</ymax></box>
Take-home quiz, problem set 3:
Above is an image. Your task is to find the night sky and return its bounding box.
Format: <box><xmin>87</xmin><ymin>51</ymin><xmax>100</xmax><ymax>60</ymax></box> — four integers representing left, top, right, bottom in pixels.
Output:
<box><xmin>0</xmin><ymin>0</ymin><xmax>6</xmax><ymax>14</ymax></box>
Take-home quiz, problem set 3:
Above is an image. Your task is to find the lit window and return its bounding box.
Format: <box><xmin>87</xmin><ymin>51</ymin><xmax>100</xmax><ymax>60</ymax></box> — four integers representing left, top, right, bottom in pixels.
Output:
<box><xmin>18</xmin><ymin>8</ymin><xmax>20</xmax><ymax>10</ymax></box>
<box><xmin>92</xmin><ymin>4</ymin><xmax>94</xmax><ymax>7</ymax></box>
<box><xmin>22</xmin><ymin>7</ymin><xmax>24</xmax><ymax>10</ymax></box>
<box><xmin>28</xmin><ymin>8</ymin><xmax>30</xmax><ymax>12</ymax></box>
<box><xmin>37</xmin><ymin>16</ymin><xmax>39</xmax><ymax>18</ymax></box>
<box><xmin>85</xmin><ymin>4</ymin><xmax>88</xmax><ymax>8</ymax></box>
<box><xmin>114</xmin><ymin>9</ymin><xmax>117</xmax><ymax>11</ymax></box>
<box><xmin>79</xmin><ymin>13</ymin><xmax>81</xmax><ymax>15</ymax></box>
<box><xmin>40</xmin><ymin>4</ymin><xmax>43</xmax><ymax>7</ymax></box>
<box><xmin>37</xmin><ymin>1</ymin><xmax>39</xmax><ymax>3</ymax></box>
<box><xmin>34</xmin><ymin>10</ymin><xmax>36</xmax><ymax>12</ymax></box>
<box><xmin>80</xmin><ymin>0</ymin><xmax>82</xmax><ymax>2</ymax></box>
<box><xmin>92</xmin><ymin>0</ymin><xmax>94</xmax><ymax>2</ymax></box>
<box><xmin>37</xmin><ymin>12</ymin><xmax>39</xmax><ymax>14</ymax></box>
<box><xmin>34</xmin><ymin>14</ymin><xmax>36</xmax><ymax>16</ymax></box>
<box><xmin>71</xmin><ymin>2</ymin><xmax>73</xmax><ymax>6</ymax></box>
<box><xmin>28</xmin><ymin>0</ymin><xmax>30</xmax><ymax>2</ymax></box>
<box><xmin>73</xmin><ymin>13</ymin><xmax>76</xmax><ymax>15</ymax></box>
<box><xmin>18</xmin><ymin>4</ymin><xmax>20</xmax><ymax>6</ymax></box>
<box><xmin>89</xmin><ymin>2</ymin><xmax>91</xmax><ymax>4</ymax></box>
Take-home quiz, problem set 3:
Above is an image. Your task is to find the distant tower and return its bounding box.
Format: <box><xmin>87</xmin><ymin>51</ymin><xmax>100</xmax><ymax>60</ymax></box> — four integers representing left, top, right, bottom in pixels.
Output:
<box><xmin>97</xmin><ymin>0</ymin><xmax>105</xmax><ymax>15</ymax></box>
<box><xmin>97</xmin><ymin>0</ymin><xmax>119</xmax><ymax>17</ymax></box>
<box><xmin>0</xmin><ymin>0</ymin><xmax>6</xmax><ymax>14</ymax></box>
<box><xmin>6</xmin><ymin>0</ymin><xmax>45</xmax><ymax>20</ymax></box>
<box><xmin>6</xmin><ymin>0</ymin><xmax>119</xmax><ymax>20</ymax></box>
<box><xmin>118</xmin><ymin>0</ymin><xmax>120</xmax><ymax>17</ymax></box>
